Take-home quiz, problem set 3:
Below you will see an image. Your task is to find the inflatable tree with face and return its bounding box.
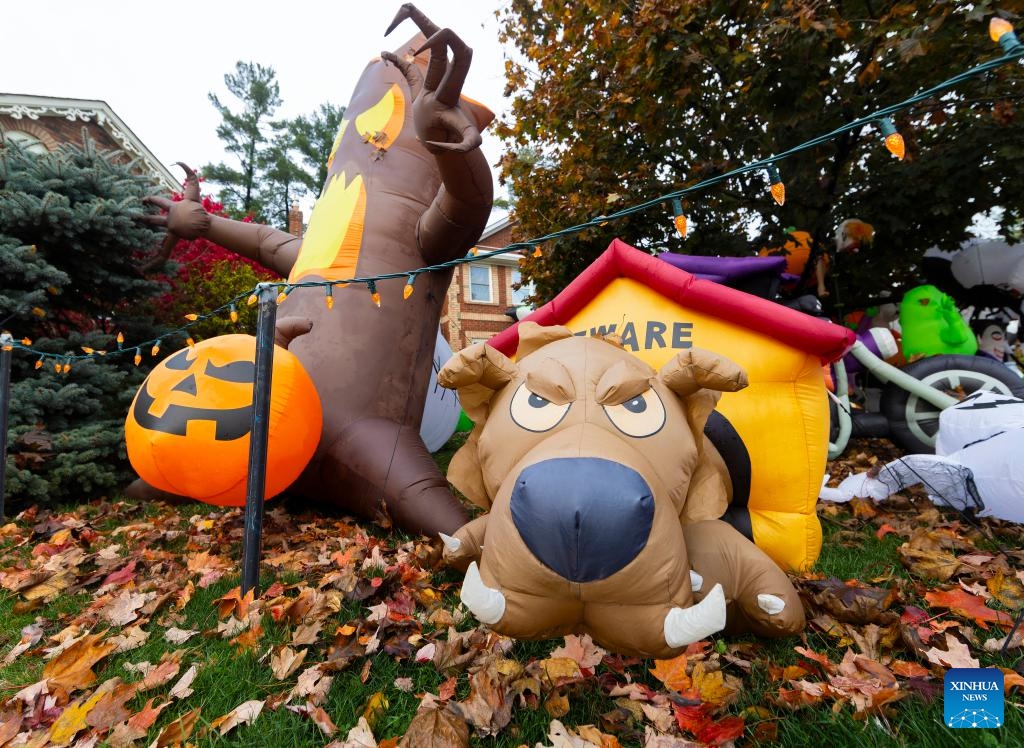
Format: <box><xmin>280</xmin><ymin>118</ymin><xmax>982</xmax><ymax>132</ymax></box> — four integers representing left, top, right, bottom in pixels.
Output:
<box><xmin>133</xmin><ymin>4</ymin><xmax>492</xmax><ymax>535</ymax></box>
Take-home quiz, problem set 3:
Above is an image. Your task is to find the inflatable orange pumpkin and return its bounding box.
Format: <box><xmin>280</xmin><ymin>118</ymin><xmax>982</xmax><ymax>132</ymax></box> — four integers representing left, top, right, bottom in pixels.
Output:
<box><xmin>125</xmin><ymin>334</ymin><xmax>321</xmax><ymax>506</ymax></box>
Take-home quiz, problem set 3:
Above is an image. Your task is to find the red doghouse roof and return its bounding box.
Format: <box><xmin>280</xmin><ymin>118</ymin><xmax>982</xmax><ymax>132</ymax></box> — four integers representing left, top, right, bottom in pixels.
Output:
<box><xmin>488</xmin><ymin>238</ymin><xmax>855</xmax><ymax>364</ymax></box>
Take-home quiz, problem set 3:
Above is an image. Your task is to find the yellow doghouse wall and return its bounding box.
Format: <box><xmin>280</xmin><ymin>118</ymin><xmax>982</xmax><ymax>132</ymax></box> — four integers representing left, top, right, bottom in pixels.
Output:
<box><xmin>563</xmin><ymin>277</ymin><xmax>826</xmax><ymax>571</ymax></box>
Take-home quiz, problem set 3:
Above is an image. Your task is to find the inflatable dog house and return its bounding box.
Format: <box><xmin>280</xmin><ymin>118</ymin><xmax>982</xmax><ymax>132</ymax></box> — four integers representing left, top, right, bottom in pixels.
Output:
<box><xmin>488</xmin><ymin>239</ymin><xmax>855</xmax><ymax>570</ymax></box>
<box><xmin>438</xmin><ymin>323</ymin><xmax>806</xmax><ymax>657</ymax></box>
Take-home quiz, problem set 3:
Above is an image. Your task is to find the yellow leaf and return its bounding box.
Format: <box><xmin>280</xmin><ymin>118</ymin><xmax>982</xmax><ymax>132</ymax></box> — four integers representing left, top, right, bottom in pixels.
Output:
<box><xmin>691</xmin><ymin>662</ymin><xmax>741</xmax><ymax>707</ymax></box>
<box><xmin>544</xmin><ymin>692</ymin><xmax>570</xmax><ymax>718</ymax></box>
<box><xmin>538</xmin><ymin>657</ymin><xmax>583</xmax><ymax>687</ymax></box>
<box><xmin>987</xmin><ymin>571</ymin><xmax>1024</xmax><ymax>610</ymax></box>
<box><xmin>48</xmin><ymin>689</ymin><xmax>106</xmax><ymax>744</ymax></box>
<box><xmin>362</xmin><ymin>691</ymin><xmax>389</xmax><ymax>730</ymax></box>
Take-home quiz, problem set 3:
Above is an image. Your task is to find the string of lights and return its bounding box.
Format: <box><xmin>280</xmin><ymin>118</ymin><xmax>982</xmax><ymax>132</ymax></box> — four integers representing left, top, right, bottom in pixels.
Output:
<box><xmin>4</xmin><ymin>19</ymin><xmax>1023</xmax><ymax>371</ymax></box>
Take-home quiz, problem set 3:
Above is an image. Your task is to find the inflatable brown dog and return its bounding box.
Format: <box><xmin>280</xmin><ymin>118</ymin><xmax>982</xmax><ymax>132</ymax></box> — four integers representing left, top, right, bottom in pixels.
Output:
<box><xmin>437</xmin><ymin>323</ymin><xmax>804</xmax><ymax>658</ymax></box>
<box><xmin>134</xmin><ymin>5</ymin><xmax>490</xmax><ymax>535</ymax></box>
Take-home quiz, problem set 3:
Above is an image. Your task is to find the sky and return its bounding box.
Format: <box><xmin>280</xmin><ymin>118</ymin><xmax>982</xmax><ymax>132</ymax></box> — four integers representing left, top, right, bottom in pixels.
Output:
<box><xmin>2</xmin><ymin>0</ymin><xmax>512</xmax><ymax>215</ymax></box>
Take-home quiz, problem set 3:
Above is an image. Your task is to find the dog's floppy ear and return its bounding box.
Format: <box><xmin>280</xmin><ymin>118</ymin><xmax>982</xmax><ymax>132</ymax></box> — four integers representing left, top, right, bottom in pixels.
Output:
<box><xmin>659</xmin><ymin>349</ymin><xmax>747</xmax><ymax>445</ymax></box>
<box><xmin>438</xmin><ymin>343</ymin><xmax>519</xmax><ymax>424</ymax></box>
<box><xmin>438</xmin><ymin>344</ymin><xmax>520</xmax><ymax>510</ymax></box>
<box><xmin>659</xmin><ymin>348</ymin><xmax>748</xmax><ymax>398</ymax></box>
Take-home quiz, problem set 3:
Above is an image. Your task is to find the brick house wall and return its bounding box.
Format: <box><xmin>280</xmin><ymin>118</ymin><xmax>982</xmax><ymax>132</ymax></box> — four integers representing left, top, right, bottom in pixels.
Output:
<box><xmin>0</xmin><ymin>94</ymin><xmax>178</xmax><ymax>191</ymax></box>
<box><xmin>442</xmin><ymin>217</ymin><xmax>532</xmax><ymax>350</ymax></box>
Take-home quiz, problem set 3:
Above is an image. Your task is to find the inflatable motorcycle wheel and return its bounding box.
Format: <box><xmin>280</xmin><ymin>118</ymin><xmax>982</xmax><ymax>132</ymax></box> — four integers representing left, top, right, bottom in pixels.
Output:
<box><xmin>880</xmin><ymin>355</ymin><xmax>1024</xmax><ymax>453</ymax></box>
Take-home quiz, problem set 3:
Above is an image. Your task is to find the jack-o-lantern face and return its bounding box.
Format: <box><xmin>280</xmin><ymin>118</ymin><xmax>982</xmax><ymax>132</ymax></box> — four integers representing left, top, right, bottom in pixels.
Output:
<box><xmin>125</xmin><ymin>334</ymin><xmax>322</xmax><ymax>506</ymax></box>
<box><xmin>131</xmin><ymin>346</ymin><xmax>256</xmax><ymax>440</ymax></box>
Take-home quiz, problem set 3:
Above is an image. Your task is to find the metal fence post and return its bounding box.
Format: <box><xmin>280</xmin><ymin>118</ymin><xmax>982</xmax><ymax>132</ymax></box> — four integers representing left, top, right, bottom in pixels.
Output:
<box><xmin>241</xmin><ymin>284</ymin><xmax>278</xmax><ymax>596</ymax></box>
<box><xmin>0</xmin><ymin>333</ymin><xmax>12</xmax><ymax>521</ymax></box>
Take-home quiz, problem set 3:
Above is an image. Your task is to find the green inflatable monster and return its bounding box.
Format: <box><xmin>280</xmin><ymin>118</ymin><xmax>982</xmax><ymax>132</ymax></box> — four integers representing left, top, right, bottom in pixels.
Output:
<box><xmin>899</xmin><ymin>285</ymin><xmax>977</xmax><ymax>357</ymax></box>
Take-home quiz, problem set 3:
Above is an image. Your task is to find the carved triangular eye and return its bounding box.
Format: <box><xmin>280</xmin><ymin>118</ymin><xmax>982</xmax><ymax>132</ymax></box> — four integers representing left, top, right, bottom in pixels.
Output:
<box><xmin>162</xmin><ymin>349</ymin><xmax>192</xmax><ymax>371</ymax></box>
<box><xmin>204</xmin><ymin>360</ymin><xmax>255</xmax><ymax>383</ymax></box>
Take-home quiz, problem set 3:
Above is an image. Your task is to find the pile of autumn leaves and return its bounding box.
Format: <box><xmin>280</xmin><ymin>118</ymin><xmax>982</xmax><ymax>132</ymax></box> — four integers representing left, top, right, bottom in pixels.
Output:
<box><xmin>0</xmin><ymin>466</ymin><xmax>1022</xmax><ymax>747</ymax></box>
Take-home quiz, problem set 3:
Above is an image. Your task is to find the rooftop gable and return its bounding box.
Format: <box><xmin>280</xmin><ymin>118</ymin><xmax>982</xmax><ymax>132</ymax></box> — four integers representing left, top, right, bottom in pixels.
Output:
<box><xmin>487</xmin><ymin>238</ymin><xmax>855</xmax><ymax>363</ymax></box>
<box><xmin>0</xmin><ymin>93</ymin><xmax>179</xmax><ymax>192</ymax></box>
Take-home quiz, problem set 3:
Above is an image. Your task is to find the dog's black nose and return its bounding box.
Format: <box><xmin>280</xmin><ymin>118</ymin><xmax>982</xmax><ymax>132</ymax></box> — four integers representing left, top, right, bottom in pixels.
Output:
<box><xmin>510</xmin><ymin>457</ymin><xmax>654</xmax><ymax>583</ymax></box>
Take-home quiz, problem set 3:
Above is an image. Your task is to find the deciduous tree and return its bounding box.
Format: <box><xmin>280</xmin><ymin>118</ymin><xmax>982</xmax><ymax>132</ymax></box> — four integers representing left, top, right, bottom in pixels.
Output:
<box><xmin>497</xmin><ymin>0</ymin><xmax>1024</xmax><ymax>309</ymax></box>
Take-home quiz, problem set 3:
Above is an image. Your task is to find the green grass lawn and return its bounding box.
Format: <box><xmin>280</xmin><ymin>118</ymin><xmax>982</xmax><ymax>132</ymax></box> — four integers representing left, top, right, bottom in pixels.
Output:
<box><xmin>1</xmin><ymin>438</ymin><xmax>1022</xmax><ymax>746</ymax></box>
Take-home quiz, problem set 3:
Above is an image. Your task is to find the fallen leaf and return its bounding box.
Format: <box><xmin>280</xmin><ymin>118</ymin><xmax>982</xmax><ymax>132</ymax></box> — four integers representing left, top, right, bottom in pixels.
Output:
<box><xmin>86</xmin><ymin>680</ymin><xmax>138</xmax><ymax>730</ymax></box>
<box><xmin>641</xmin><ymin>702</ymin><xmax>675</xmax><ymax>733</ymax></box>
<box><xmin>924</xmin><ymin>588</ymin><xmax>1014</xmax><ymax>630</ymax></box>
<box><xmin>98</xmin><ymin>559</ymin><xmax>138</xmax><ymax>589</ymax></box>
<box><xmin>673</xmin><ymin>703</ymin><xmax>713</xmax><ymax>735</ymax></box>
<box><xmin>875</xmin><ymin>523</ymin><xmax>899</xmax><ymax>539</ymax></box>
<box><xmin>290</xmin><ymin>664</ymin><xmax>334</xmax><ymax>706</ymax></box>
<box><xmin>138</xmin><ymin>652</ymin><xmax>182</xmax><ymax>691</ymax></box>
<box><xmin>897</xmin><ymin>546</ymin><xmax>962</xmax><ymax>581</ymax></box>
<box><xmin>890</xmin><ymin>660</ymin><xmax>931</xmax><ymax>678</ymax></box>
<box><xmin>110</xmin><ymin>625</ymin><xmax>150</xmax><ymax>653</ymax></box>
<box><xmin>0</xmin><ymin>701</ymin><xmax>23</xmax><ymax>745</ymax></box>
<box><xmin>108</xmin><ymin>698</ymin><xmax>169</xmax><ymax>748</ymax></box>
<box><xmin>271</xmin><ymin>645</ymin><xmax>308</xmax><ymax>680</ymax></box>
<box><xmin>152</xmin><ymin>705</ymin><xmax>200</xmax><ymax>747</ymax></box>
<box><xmin>690</xmin><ymin>662</ymin><xmax>740</xmax><ymax>707</ymax></box>
<box><xmin>214</xmin><ymin>586</ymin><xmax>254</xmax><ymax>619</ymax></box>
<box><xmin>924</xmin><ymin>633</ymin><xmax>979</xmax><ymax>669</ymax></box>
<box><xmin>438</xmin><ymin>675</ymin><xmax>458</xmax><ymax>701</ymax></box>
<box><xmin>47</xmin><ymin>687</ymin><xmax>108</xmax><ymax>744</ymax></box>
<box><xmin>650</xmin><ymin>654</ymin><xmax>691</xmax><ymax>692</ymax></box>
<box><xmin>397</xmin><ymin>706</ymin><xmax>469</xmax><ymax>747</ymax></box>
<box><xmin>539</xmin><ymin>719</ymin><xmax>602</xmax><ymax>747</ymax></box>
<box><xmin>311</xmin><ymin>705</ymin><xmax>340</xmax><ymax>735</ymax></box>
<box><xmin>362</xmin><ymin>691</ymin><xmax>389</xmax><ymax>731</ymax></box>
<box><xmin>987</xmin><ymin>571</ymin><xmax>1024</xmax><ymax>610</ymax></box>
<box><xmin>643</xmin><ymin>729</ymin><xmax>703</xmax><ymax>747</ymax></box>
<box><xmin>170</xmin><ymin>664</ymin><xmax>198</xmax><ymax>699</ymax></box>
<box><xmin>335</xmin><ymin>715</ymin><xmax>377</xmax><ymax>747</ymax></box>
<box><xmin>695</xmin><ymin>716</ymin><xmax>745</xmax><ymax>746</ymax></box>
<box><xmin>793</xmin><ymin>646</ymin><xmax>834</xmax><ymax>673</ymax></box>
<box><xmin>3</xmin><ymin>622</ymin><xmax>43</xmax><ymax>665</ymax></box>
<box><xmin>448</xmin><ymin>661</ymin><xmax>513</xmax><ymax>737</ymax></box>
<box><xmin>163</xmin><ymin>627</ymin><xmax>199</xmax><ymax>644</ymax></box>
<box><xmin>802</xmin><ymin>579</ymin><xmax>898</xmax><ymax>624</ymax></box>
<box><xmin>537</xmin><ymin>657</ymin><xmax>584</xmax><ymax>688</ymax></box>
<box><xmin>550</xmin><ymin>634</ymin><xmax>607</xmax><ymax>672</ymax></box>
<box><xmin>983</xmin><ymin>629</ymin><xmax>1024</xmax><ymax>652</ymax></box>
<box><xmin>1002</xmin><ymin>668</ymin><xmax>1024</xmax><ymax>692</ymax></box>
<box><xmin>545</xmin><ymin>692</ymin><xmax>571</xmax><ymax>718</ymax></box>
<box><xmin>43</xmin><ymin>632</ymin><xmax>116</xmax><ymax>693</ymax></box>
<box><xmin>211</xmin><ymin>699</ymin><xmax>264</xmax><ymax>735</ymax></box>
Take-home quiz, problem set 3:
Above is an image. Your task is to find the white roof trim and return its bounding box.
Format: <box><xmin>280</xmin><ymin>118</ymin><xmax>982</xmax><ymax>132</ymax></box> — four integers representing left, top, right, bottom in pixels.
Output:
<box><xmin>0</xmin><ymin>93</ymin><xmax>179</xmax><ymax>192</ymax></box>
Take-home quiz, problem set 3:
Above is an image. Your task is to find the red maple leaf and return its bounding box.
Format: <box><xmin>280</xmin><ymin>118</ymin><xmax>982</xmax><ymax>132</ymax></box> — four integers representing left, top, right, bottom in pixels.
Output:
<box><xmin>924</xmin><ymin>588</ymin><xmax>1013</xmax><ymax>630</ymax></box>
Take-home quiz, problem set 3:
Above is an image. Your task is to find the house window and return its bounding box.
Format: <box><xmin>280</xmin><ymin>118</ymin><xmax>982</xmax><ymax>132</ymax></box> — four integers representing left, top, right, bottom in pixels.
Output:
<box><xmin>510</xmin><ymin>269</ymin><xmax>534</xmax><ymax>306</ymax></box>
<box><xmin>2</xmin><ymin>130</ymin><xmax>49</xmax><ymax>155</ymax></box>
<box><xmin>469</xmin><ymin>265</ymin><xmax>492</xmax><ymax>302</ymax></box>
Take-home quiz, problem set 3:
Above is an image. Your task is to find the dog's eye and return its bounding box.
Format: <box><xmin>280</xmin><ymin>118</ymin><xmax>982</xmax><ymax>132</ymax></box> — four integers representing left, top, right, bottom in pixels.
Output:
<box><xmin>510</xmin><ymin>383</ymin><xmax>571</xmax><ymax>432</ymax></box>
<box><xmin>603</xmin><ymin>390</ymin><xmax>666</xmax><ymax>438</ymax></box>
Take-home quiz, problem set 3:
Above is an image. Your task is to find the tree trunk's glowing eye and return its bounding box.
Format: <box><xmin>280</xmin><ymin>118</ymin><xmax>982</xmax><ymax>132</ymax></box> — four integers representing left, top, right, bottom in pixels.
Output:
<box><xmin>603</xmin><ymin>390</ymin><xmax>666</xmax><ymax>438</ymax></box>
<box><xmin>510</xmin><ymin>383</ymin><xmax>571</xmax><ymax>432</ymax></box>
